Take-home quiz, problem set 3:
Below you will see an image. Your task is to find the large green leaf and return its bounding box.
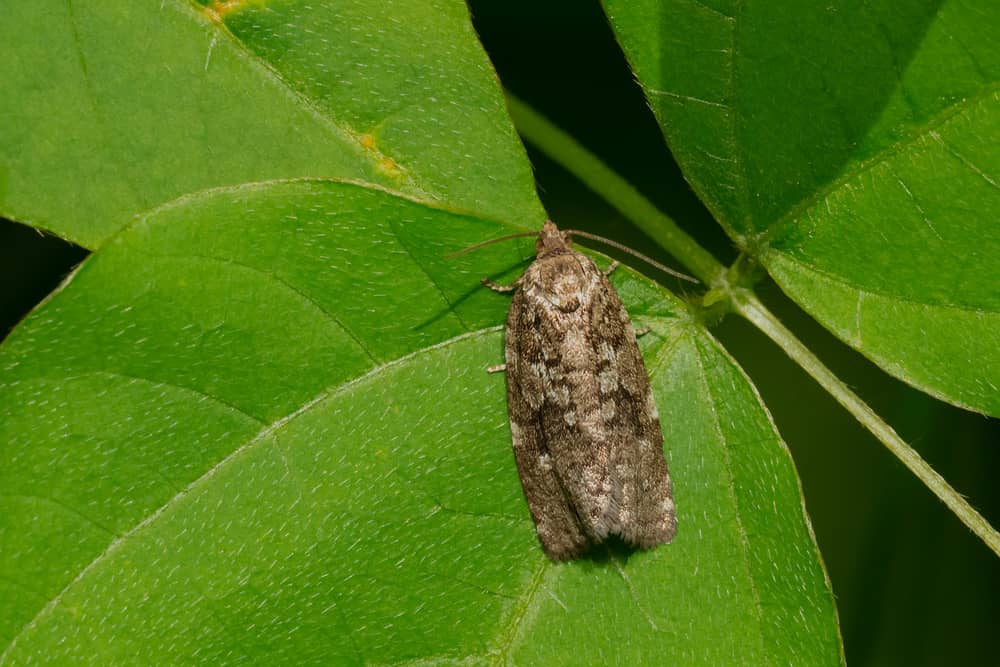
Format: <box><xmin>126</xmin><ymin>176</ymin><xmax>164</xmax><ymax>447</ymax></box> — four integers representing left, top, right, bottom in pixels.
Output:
<box><xmin>2</xmin><ymin>2</ymin><xmax>841</xmax><ymax>661</ymax></box>
<box><xmin>603</xmin><ymin>0</ymin><xmax>1000</xmax><ymax>415</ymax></box>
<box><xmin>0</xmin><ymin>0</ymin><xmax>542</xmax><ymax>248</ymax></box>
<box><xmin>0</xmin><ymin>180</ymin><xmax>840</xmax><ymax>664</ymax></box>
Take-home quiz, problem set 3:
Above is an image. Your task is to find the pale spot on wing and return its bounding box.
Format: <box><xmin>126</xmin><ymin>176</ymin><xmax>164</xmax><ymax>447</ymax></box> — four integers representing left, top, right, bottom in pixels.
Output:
<box><xmin>644</xmin><ymin>391</ymin><xmax>659</xmax><ymax>419</ymax></box>
<box><xmin>552</xmin><ymin>272</ymin><xmax>574</xmax><ymax>293</ymax></box>
<box><xmin>601</xmin><ymin>401</ymin><xmax>616</xmax><ymax>421</ymax></box>
<box><xmin>563</xmin><ymin>327</ymin><xmax>587</xmax><ymax>354</ymax></box>
<box><xmin>599</xmin><ymin>368</ymin><xmax>619</xmax><ymax>393</ymax></box>
<box><xmin>510</xmin><ymin>421</ymin><xmax>523</xmax><ymax>441</ymax></box>
<box><xmin>548</xmin><ymin>384</ymin><xmax>571</xmax><ymax>407</ymax></box>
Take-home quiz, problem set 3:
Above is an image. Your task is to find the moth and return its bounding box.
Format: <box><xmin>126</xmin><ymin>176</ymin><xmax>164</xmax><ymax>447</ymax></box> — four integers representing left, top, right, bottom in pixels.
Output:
<box><xmin>481</xmin><ymin>220</ymin><xmax>688</xmax><ymax>560</ymax></box>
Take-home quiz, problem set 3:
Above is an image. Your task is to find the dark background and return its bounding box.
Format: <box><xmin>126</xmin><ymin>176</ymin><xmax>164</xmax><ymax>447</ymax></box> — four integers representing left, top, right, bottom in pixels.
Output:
<box><xmin>2</xmin><ymin>1</ymin><xmax>997</xmax><ymax>663</ymax></box>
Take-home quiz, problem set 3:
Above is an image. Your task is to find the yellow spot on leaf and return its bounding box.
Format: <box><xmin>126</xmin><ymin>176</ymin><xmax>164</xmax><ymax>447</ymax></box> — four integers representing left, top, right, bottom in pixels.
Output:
<box><xmin>378</xmin><ymin>158</ymin><xmax>402</xmax><ymax>177</ymax></box>
<box><xmin>204</xmin><ymin>0</ymin><xmax>254</xmax><ymax>22</ymax></box>
<box><xmin>354</xmin><ymin>128</ymin><xmax>408</xmax><ymax>181</ymax></box>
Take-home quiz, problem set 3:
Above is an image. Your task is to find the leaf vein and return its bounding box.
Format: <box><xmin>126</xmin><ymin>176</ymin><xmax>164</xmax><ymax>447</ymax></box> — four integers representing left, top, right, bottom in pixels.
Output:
<box><xmin>493</xmin><ymin>560</ymin><xmax>554</xmax><ymax>664</ymax></box>
<box><xmin>384</xmin><ymin>217</ymin><xmax>470</xmax><ymax>331</ymax></box>
<box><xmin>761</xmin><ymin>81</ymin><xmax>1000</xmax><ymax>246</ymax></box>
<box><xmin>930</xmin><ymin>127</ymin><xmax>1000</xmax><ymax>191</ymax></box>
<box><xmin>646</xmin><ymin>88</ymin><xmax>729</xmax><ymax>109</ymax></box>
<box><xmin>0</xmin><ymin>327</ymin><xmax>502</xmax><ymax>662</ymax></box>
<box><xmin>182</xmin><ymin>0</ymin><xmax>433</xmax><ymax>200</ymax></box>
<box><xmin>84</xmin><ymin>369</ymin><xmax>267</xmax><ymax>425</ymax></box>
<box><xmin>146</xmin><ymin>250</ymin><xmax>382</xmax><ymax>365</ymax></box>
<box><xmin>771</xmin><ymin>251</ymin><xmax>999</xmax><ymax>315</ymax></box>
<box><xmin>690</xmin><ymin>341</ymin><xmax>768</xmax><ymax>658</ymax></box>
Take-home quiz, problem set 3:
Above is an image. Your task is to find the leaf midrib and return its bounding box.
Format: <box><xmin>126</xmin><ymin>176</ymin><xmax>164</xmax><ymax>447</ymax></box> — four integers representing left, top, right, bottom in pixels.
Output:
<box><xmin>770</xmin><ymin>250</ymin><xmax>1000</xmax><ymax>315</ymax></box>
<box><xmin>690</xmin><ymin>338</ymin><xmax>769</xmax><ymax>661</ymax></box>
<box><xmin>177</xmin><ymin>0</ymin><xmax>423</xmax><ymax>195</ymax></box>
<box><xmin>758</xmin><ymin>81</ymin><xmax>1000</xmax><ymax>250</ymax></box>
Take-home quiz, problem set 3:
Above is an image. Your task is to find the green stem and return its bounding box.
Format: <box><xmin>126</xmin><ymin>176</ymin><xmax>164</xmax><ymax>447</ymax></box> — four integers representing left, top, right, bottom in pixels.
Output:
<box><xmin>736</xmin><ymin>293</ymin><xmax>1000</xmax><ymax>558</ymax></box>
<box><xmin>508</xmin><ymin>91</ymin><xmax>1000</xmax><ymax>558</ymax></box>
<box><xmin>505</xmin><ymin>93</ymin><xmax>725</xmax><ymax>285</ymax></box>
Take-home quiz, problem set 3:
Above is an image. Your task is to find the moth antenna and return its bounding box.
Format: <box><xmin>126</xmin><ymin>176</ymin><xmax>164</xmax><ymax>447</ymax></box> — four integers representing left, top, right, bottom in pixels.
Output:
<box><xmin>565</xmin><ymin>229</ymin><xmax>698</xmax><ymax>283</ymax></box>
<box><xmin>446</xmin><ymin>231</ymin><xmax>540</xmax><ymax>258</ymax></box>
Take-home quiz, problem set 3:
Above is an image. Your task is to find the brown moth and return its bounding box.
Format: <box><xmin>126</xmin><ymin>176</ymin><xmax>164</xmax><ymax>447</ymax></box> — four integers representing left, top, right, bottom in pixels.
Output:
<box><xmin>484</xmin><ymin>220</ymin><xmax>676</xmax><ymax>560</ymax></box>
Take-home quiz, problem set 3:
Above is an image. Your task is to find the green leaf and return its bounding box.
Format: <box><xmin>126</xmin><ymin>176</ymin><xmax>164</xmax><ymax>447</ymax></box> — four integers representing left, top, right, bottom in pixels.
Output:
<box><xmin>0</xmin><ymin>180</ymin><xmax>839</xmax><ymax>664</ymax></box>
<box><xmin>603</xmin><ymin>0</ymin><xmax>1000</xmax><ymax>415</ymax></box>
<box><xmin>0</xmin><ymin>0</ymin><xmax>542</xmax><ymax>249</ymax></box>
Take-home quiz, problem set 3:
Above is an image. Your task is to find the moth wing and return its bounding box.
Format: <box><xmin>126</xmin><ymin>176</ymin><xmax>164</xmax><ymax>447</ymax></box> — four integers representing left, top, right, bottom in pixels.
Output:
<box><xmin>505</xmin><ymin>290</ymin><xmax>591</xmax><ymax>560</ymax></box>
<box><xmin>523</xmin><ymin>265</ymin><xmax>617</xmax><ymax>545</ymax></box>
<box><xmin>590</xmin><ymin>271</ymin><xmax>676</xmax><ymax>548</ymax></box>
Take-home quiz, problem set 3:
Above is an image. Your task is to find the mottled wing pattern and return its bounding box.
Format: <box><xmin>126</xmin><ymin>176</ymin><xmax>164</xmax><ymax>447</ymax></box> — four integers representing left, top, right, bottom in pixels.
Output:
<box><xmin>504</xmin><ymin>249</ymin><xmax>675</xmax><ymax>559</ymax></box>
<box><xmin>527</xmin><ymin>258</ymin><xmax>616</xmax><ymax>548</ymax></box>
<box><xmin>505</xmin><ymin>282</ymin><xmax>591</xmax><ymax>560</ymax></box>
<box><xmin>589</xmin><ymin>269</ymin><xmax>676</xmax><ymax>548</ymax></box>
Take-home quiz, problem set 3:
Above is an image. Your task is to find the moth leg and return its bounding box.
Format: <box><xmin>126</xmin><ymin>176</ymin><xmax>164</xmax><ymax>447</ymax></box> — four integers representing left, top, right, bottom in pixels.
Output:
<box><xmin>487</xmin><ymin>363</ymin><xmax>507</xmax><ymax>373</ymax></box>
<box><xmin>482</xmin><ymin>277</ymin><xmax>518</xmax><ymax>293</ymax></box>
<box><xmin>634</xmin><ymin>326</ymin><xmax>652</xmax><ymax>337</ymax></box>
<box><xmin>603</xmin><ymin>260</ymin><xmax>620</xmax><ymax>276</ymax></box>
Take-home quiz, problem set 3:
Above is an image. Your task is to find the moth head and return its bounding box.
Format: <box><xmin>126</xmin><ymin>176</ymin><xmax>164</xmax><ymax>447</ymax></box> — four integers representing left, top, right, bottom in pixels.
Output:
<box><xmin>535</xmin><ymin>220</ymin><xmax>572</xmax><ymax>258</ymax></box>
